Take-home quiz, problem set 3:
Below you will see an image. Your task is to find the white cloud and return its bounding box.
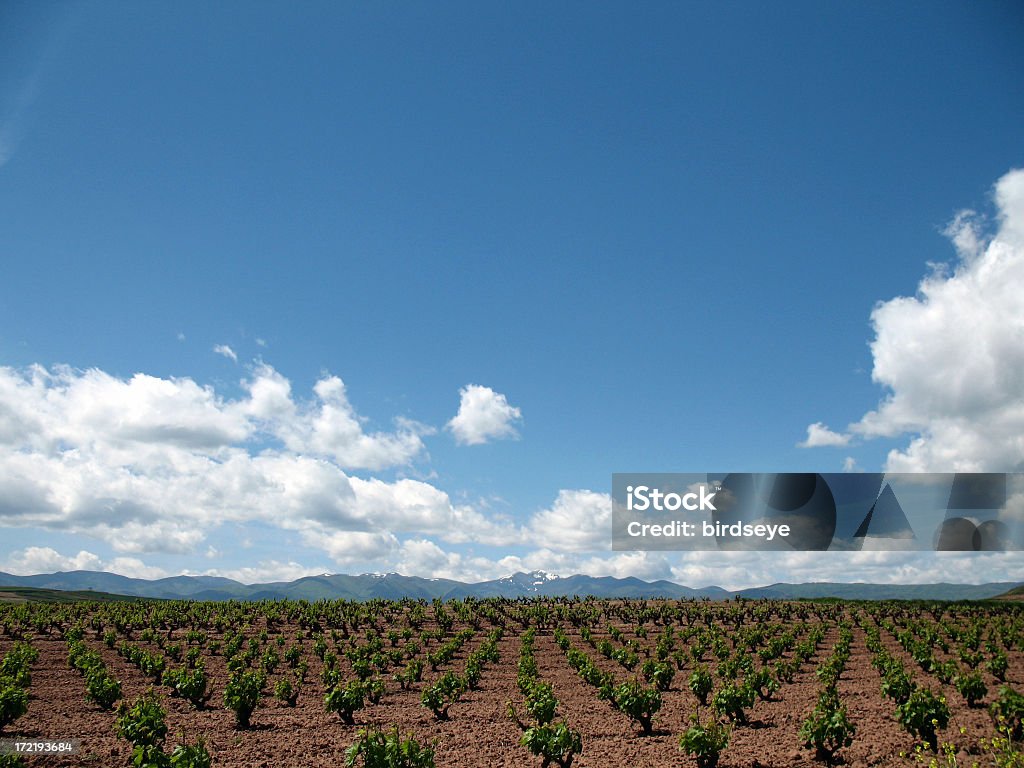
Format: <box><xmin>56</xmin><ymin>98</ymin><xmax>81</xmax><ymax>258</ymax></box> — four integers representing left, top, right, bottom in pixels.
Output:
<box><xmin>235</xmin><ymin>369</ymin><xmax>429</xmax><ymax>470</ymax></box>
<box><xmin>395</xmin><ymin>538</ymin><xmax>529</xmax><ymax>583</ymax></box>
<box><xmin>447</xmin><ymin>384</ymin><xmax>522</xmax><ymax>445</ymax></box>
<box><xmin>0</xmin><ymin>362</ymin><xmax>456</xmax><ymax>560</ymax></box>
<box><xmin>0</xmin><ymin>365</ymin><xmax>251</xmax><ymax>453</ymax></box>
<box><xmin>345</xmin><ymin>476</ymin><xmax>516</xmax><ymax>546</ymax></box>
<box><xmin>806</xmin><ymin>169</ymin><xmax>1024</xmax><ymax>472</ymax></box>
<box><xmin>203</xmin><ymin>560</ymin><xmax>331</xmax><ymax>584</ymax></box>
<box><xmin>397</xmin><ymin>538</ymin><xmax>453</xmax><ymax>576</ymax></box>
<box><xmin>106</xmin><ymin>557</ymin><xmax>169</xmax><ymax>580</ymax></box>
<box><xmin>999</xmin><ymin>492</ymin><xmax>1024</xmax><ymax>525</ymax></box>
<box><xmin>0</xmin><ymin>547</ymin><xmax>313</xmax><ymax>583</ymax></box>
<box><xmin>671</xmin><ymin>550</ymin><xmax>1024</xmax><ymax>592</ymax></box>
<box><xmin>100</xmin><ymin>522</ymin><xmax>205</xmax><ymax>555</ymax></box>
<box><xmin>312</xmin><ymin>530</ymin><xmax>400</xmax><ymax>565</ymax></box>
<box><xmin>799</xmin><ymin>422</ymin><xmax>851</xmax><ymax>448</ymax></box>
<box><xmin>1</xmin><ymin>547</ymin><xmax>102</xmax><ymax>574</ymax></box>
<box><xmin>239</xmin><ymin>363</ymin><xmax>296</xmax><ymax>421</ymax></box>
<box><xmin>0</xmin><ymin>547</ymin><xmax>167</xmax><ymax>579</ymax></box>
<box><xmin>213</xmin><ymin>344</ymin><xmax>238</xmax><ymax>362</ymax></box>
<box><xmin>581</xmin><ymin>551</ymin><xmax>676</xmax><ymax>581</ymax></box>
<box><xmin>303</xmin><ymin>376</ymin><xmax>428</xmax><ymax>470</ymax></box>
<box><xmin>842</xmin><ymin>456</ymin><xmax>859</xmax><ymax>473</ymax></box>
<box><xmin>525</xmin><ymin>489</ymin><xmax>611</xmax><ymax>552</ymax></box>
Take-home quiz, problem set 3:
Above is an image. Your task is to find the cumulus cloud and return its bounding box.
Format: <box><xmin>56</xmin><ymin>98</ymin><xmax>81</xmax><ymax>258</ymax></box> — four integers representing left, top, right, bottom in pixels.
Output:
<box><xmin>1</xmin><ymin>547</ymin><xmax>102</xmax><ymax>574</ymax></box>
<box><xmin>495</xmin><ymin>548</ymin><xmax>674</xmax><ymax>582</ymax></box>
<box><xmin>235</xmin><ymin>368</ymin><xmax>429</xmax><ymax>470</ymax></box>
<box><xmin>348</xmin><ymin>476</ymin><xmax>515</xmax><ymax>545</ymax></box>
<box><xmin>447</xmin><ymin>384</ymin><xmax>522</xmax><ymax>445</ymax></box>
<box><xmin>105</xmin><ymin>557</ymin><xmax>170</xmax><ymax>580</ymax></box>
<box><xmin>12</xmin><ymin>544</ymin><xmax>442</xmax><ymax>584</ymax></box>
<box><xmin>525</xmin><ymin>489</ymin><xmax>611</xmax><ymax>552</ymax></box>
<box><xmin>394</xmin><ymin>538</ymin><xmax>537</xmax><ymax>583</ymax></box>
<box><xmin>201</xmin><ymin>560</ymin><xmax>329</xmax><ymax>584</ymax></box>
<box><xmin>397</xmin><ymin>538</ymin><xmax>455</xmax><ymax>576</ymax></box>
<box><xmin>0</xmin><ymin>546</ymin><xmax>167</xmax><ymax>579</ymax></box>
<box><xmin>239</xmin><ymin>363</ymin><xmax>296</xmax><ymax>422</ymax></box>
<box><xmin>799</xmin><ymin>422</ymin><xmax>851</xmax><ymax>448</ymax></box>
<box><xmin>302</xmin><ymin>377</ymin><xmax>429</xmax><ymax>470</ymax></box>
<box><xmin>805</xmin><ymin>169</ymin><xmax>1024</xmax><ymax>472</ymax></box>
<box><xmin>305</xmin><ymin>530</ymin><xmax>400</xmax><ymax>566</ymax></box>
<box><xmin>213</xmin><ymin>344</ymin><xmax>238</xmax><ymax>362</ymax></box>
<box><xmin>0</xmin><ymin>362</ymin><xmax>468</xmax><ymax>561</ymax></box>
<box><xmin>0</xmin><ymin>365</ymin><xmax>251</xmax><ymax>453</ymax></box>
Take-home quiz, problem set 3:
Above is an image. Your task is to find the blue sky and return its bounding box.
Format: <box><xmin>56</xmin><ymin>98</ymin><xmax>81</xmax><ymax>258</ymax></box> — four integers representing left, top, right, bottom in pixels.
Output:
<box><xmin>0</xmin><ymin>1</ymin><xmax>1022</xmax><ymax>588</ymax></box>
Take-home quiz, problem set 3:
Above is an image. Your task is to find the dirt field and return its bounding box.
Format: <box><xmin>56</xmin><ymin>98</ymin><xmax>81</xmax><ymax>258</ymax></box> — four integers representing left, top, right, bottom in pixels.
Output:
<box><xmin>2</xmin><ymin>598</ymin><xmax>1022</xmax><ymax>767</ymax></box>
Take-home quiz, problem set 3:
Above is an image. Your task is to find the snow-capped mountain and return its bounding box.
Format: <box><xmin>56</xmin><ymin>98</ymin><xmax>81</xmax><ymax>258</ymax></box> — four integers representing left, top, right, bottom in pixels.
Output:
<box><xmin>494</xmin><ymin>570</ymin><xmax>561</xmax><ymax>592</ymax></box>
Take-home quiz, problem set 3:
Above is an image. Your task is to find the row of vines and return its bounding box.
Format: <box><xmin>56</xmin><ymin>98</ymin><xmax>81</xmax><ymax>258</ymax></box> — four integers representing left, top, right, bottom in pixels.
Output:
<box><xmin>1</xmin><ymin>597</ymin><xmax>1023</xmax><ymax>767</ymax></box>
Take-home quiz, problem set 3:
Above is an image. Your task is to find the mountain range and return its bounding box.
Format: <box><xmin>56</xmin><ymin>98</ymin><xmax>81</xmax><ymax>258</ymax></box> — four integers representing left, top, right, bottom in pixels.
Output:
<box><xmin>0</xmin><ymin>569</ymin><xmax>1019</xmax><ymax>602</ymax></box>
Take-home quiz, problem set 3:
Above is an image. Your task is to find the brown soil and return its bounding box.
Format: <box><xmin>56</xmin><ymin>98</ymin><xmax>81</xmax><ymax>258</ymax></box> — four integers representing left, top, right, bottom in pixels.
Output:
<box><xmin>2</xmin><ymin>603</ymin><xmax>1021</xmax><ymax>768</ymax></box>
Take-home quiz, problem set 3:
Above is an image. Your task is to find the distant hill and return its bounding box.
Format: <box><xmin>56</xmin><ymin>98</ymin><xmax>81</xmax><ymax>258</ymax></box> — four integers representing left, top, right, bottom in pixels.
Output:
<box><xmin>0</xmin><ymin>569</ymin><xmax>725</xmax><ymax>602</ymax></box>
<box><xmin>995</xmin><ymin>585</ymin><xmax>1024</xmax><ymax>601</ymax></box>
<box><xmin>0</xmin><ymin>585</ymin><xmax>148</xmax><ymax>604</ymax></box>
<box><xmin>0</xmin><ymin>569</ymin><xmax>1019</xmax><ymax>603</ymax></box>
<box><xmin>440</xmin><ymin>571</ymin><xmax>729</xmax><ymax>601</ymax></box>
<box><xmin>734</xmin><ymin>581</ymin><xmax>1023</xmax><ymax>602</ymax></box>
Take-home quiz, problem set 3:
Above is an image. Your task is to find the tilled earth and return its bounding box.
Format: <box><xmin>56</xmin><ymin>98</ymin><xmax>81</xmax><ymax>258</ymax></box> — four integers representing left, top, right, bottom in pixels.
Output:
<box><xmin>3</xmin><ymin>607</ymin><xmax>1022</xmax><ymax>768</ymax></box>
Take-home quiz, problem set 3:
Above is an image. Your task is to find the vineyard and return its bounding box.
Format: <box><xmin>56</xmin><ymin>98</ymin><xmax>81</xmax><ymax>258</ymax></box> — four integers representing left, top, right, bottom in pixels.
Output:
<box><xmin>1</xmin><ymin>597</ymin><xmax>1023</xmax><ymax>767</ymax></box>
